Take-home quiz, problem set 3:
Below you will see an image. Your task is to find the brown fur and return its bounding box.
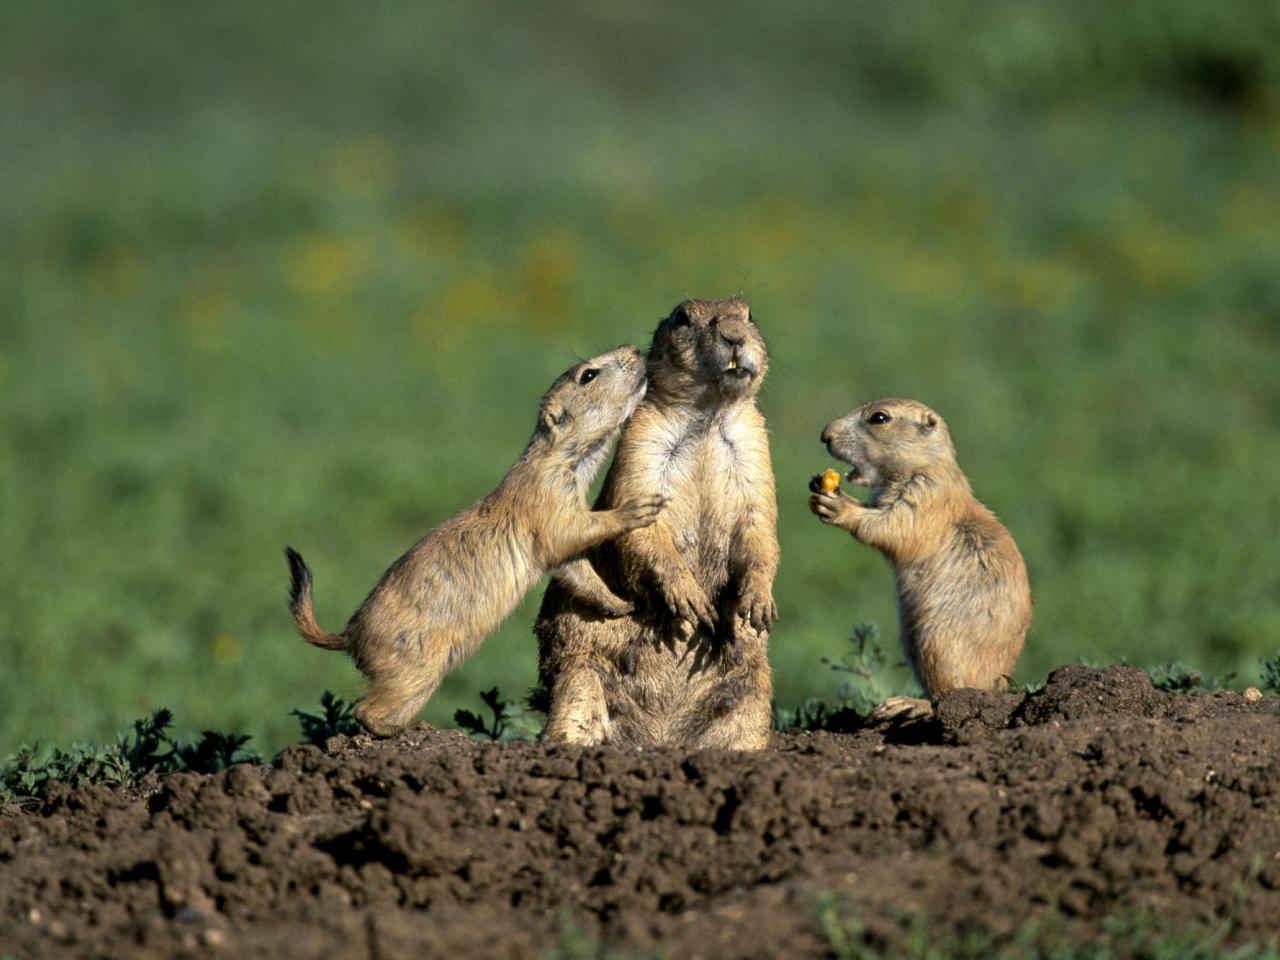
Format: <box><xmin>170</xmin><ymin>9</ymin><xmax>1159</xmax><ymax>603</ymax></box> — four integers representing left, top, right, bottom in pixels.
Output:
<box><xmin>810</xmin><ymin>398</ymin><xmax>1031</xmax><ymax>710</ymax></box>
<box><xmin>286</xmin><ymin>345</ymin><xmax>665</xmax><ymax>737</ymax></box>
<box><xmin>535</xmin><ymin>298</ymin><xmax>780</xmax><ymax>750</ymax></box>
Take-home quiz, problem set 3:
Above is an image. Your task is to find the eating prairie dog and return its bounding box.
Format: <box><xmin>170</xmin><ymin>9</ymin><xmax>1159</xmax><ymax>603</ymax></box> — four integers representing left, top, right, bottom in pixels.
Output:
<box><xmin>536</xmin><ymin>297</ymin><xmax>779</xmax><ymax>750</ymax></box>
<box><xmin>286</xmin><ymin>345</ymin><xmax>664</xmax><ymax>737</ymax></box>
<box><xmin>810</xmin><ymin>398</ymin><xmax>1031</xmax><ymax>718</ymax></box>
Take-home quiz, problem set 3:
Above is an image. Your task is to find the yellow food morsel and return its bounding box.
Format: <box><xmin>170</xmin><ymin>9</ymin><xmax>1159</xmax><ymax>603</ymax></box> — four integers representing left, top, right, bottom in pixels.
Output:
<box><xmin>820</xmin><ymin>469</ymin><xmax>841</xmax><ymax>493</ymax></box>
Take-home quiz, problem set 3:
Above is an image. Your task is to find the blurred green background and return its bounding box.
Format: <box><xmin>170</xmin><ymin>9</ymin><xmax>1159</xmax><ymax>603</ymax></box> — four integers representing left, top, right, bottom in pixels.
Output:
<box><xmin>4</xmin><ymin>1</ymin><xmax>1280</xmax><ymax>754</ymax></box>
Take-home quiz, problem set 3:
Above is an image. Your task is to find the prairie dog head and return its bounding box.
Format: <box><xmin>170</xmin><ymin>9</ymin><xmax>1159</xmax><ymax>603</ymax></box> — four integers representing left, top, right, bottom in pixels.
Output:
<box><xmin>536</xmin><ymin>344</ymin><xmax>647</xmax><ymax>475</ymax></box>
<box><xmin>821</xmin><ymin>398</ymin><xmax>957</xmax><ymax>488</ymax></box>
<box><xmin>647</xmin><ymin>298</ymin><xmax>769</xmax><ymax>406</ymax></box>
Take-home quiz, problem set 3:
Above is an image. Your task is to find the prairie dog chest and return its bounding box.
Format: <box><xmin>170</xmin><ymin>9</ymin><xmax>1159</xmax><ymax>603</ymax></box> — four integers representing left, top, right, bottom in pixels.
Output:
<box><xmin>653</xmin><ymin>412</ymin><xmax>748</xmax><ymax>482</ymax></box>
<box><xmin>645</xmin><ymin>412</ymin><xmax>755</xmax><ymax>549</ymax></box>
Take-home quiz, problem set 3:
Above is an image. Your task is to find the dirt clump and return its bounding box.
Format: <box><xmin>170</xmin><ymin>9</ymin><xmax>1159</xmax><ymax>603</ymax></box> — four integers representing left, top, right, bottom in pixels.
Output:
<box><xmin>2</xmin><ymin>666</ymin><xmax>1279</xmax><ymax>959</ymax></box>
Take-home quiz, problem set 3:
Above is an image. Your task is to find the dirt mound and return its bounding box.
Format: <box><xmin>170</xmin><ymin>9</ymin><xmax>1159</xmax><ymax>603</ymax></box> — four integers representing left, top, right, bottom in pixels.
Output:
<box><xmin>3</xmin><ymin>666</ymin><xmax>1280</xmax><ymax>959</ymax></box>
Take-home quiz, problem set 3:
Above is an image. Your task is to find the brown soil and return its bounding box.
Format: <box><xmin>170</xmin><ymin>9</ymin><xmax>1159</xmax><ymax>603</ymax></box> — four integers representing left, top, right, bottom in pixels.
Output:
<box><xmin>3</xmin><ymin>665</ymin><xmax>1280</xmax><ymax>959</ymax></box>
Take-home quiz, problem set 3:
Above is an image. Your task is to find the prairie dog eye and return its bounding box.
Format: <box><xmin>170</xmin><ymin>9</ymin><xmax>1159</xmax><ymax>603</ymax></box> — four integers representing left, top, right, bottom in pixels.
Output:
<box><xmin>867</xmin><ymin>411</ymin><xmax>891</xmax><ymax>425</ymax></box>
<box><xmin>578</xmin><ymin>368</ymin><xmax>600</xmax><ymax>385</ymax></box>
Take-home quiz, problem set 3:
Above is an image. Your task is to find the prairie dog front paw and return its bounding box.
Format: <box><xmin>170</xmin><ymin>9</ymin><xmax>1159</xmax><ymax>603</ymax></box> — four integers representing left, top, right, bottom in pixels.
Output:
<box><xmin>658</xmin><ymin>570</ymin><xmax>718</xmax><ymax>633</ymax></box>
<box><xmin>735</xmin><ymin>577</ymin><xmax>777</xmax><ymax>635</ymax></box>
<box><xmin>808</xmin><ymin>489</ymin><xmax>861</xmax><ymax>530</ymax></box>
<box><xmin>614</xmin><ymin>494</ymin><xmax>668</xmax><ymax>531</ymax></box>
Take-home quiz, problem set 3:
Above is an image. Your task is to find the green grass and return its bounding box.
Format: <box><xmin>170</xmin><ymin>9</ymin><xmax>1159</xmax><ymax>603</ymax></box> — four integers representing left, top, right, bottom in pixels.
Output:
<box><xmin>815</xmin><ymin>895</ymin><xmax>1280</xmax><ymax>960</ymax></box>
<box><xmin>3</xmin><ymin>1</ymin><xmax>1280</xmax><ymax>754</ymax></box>
<box><xmin>542</xmin><ymin>922</ymin><xmax>666</xmax><ymax>960</ymax></box>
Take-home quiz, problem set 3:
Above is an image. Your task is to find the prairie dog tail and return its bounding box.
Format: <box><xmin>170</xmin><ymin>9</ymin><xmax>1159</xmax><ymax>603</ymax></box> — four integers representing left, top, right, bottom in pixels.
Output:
<box><xmin>285</xmin><ymin>546</ymin><xmax>349</xmax><ymax>651</ymax></box>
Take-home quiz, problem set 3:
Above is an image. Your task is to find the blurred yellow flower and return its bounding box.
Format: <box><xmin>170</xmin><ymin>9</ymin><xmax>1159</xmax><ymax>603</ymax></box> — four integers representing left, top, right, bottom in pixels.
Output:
<box><xmin>438</xmin><ymin>270</ymin><xmax>508</xmax><ymax>325</ymax></box>
<box><xmin>182</xmin><ymin>286</ymin><xmax>233</xmax><ymax>353</ymax></box>
<box><xmin>211</xmin><ymin>633</ymin><xmax>241</xmax><ymax>666</ymax></box>
<box><xmin>1110</xmin><ymin>206</ymin><xmax>1198</xmax><ymax>294</ymax></box>
<box><xmin>286</xmin><ymin>233</ymin><xmax>370</xmax><ymax>299</ymax></box>
<box><xmin>519</xmin><ymin>226</ymin><xmax>581</xmax><ymax>332</ymax></box>
<box><xmin>412</xmin><ymin>266</ymin><xmax>510</xmax><ymax>354</ymax></box>
<box><xmin>1008</xmin><ymin>257</ymin><xmax>1078</xmax><ymax>314</ymax></box>
<box><xmin>877</xmin><ymin>241</ymin><xmax>974</xmax><ymax>305</ymax></box>
<box><xmin>740</xmin><ymin>195</ymin><xmax>804</xmax><ymax>262</ymax></box>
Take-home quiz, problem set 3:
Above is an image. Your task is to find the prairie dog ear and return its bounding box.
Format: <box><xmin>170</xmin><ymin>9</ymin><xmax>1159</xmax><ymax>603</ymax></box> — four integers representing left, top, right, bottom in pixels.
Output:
<box><xmin>918</xmin><ymin>411</ymin><xmax>938</xmax><ymax>434</ymax></box>
<box><xmin>539</xmin><ymin>400</ymin><xmax>569</xmax><ymax>435</ymax></box>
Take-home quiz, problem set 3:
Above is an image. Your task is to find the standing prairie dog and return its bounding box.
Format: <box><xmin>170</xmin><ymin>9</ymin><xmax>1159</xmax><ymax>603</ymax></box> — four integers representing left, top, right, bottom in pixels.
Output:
<box><xmin>286</xmin><ymin>345</ymin><xmax>665</xmax><ymax>737</ymax></box>
<box><xmin>809</xmin><ymin>398</ymin><xmax>1031</xmax><ymax>718</ymax></box>
<box><xmin>536</xmin><ymin>298</ymin><xmax>780</xmax><ymax>750</ymax></box>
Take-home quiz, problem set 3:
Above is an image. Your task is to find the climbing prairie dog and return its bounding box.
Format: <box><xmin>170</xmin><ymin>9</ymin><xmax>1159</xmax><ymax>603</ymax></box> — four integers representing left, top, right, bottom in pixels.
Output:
<box><xmin>809</xmin><ymin>398</ymin><xmax>1031</xmax><ymax>716</ymax></box>
<box><xmin>286</xmin><ymin>345</ymin><xmax>665</xmax><ymax>737</ymax></box>
<box><xmin>536</xmin><ymin>297</ymin><xmax>780</xmax><ymax>750</ymax></box>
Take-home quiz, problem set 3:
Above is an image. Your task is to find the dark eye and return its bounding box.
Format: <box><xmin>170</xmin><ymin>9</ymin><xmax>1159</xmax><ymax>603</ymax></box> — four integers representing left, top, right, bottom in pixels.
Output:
<box><xmin>578</xmin><ymin>368</ymin><xmax>600</xmax><ymax>385</ymax></box>
<box><xmin>867</xmin><ymin>411</ymin><xmax>891</xmax><ymax>425</ymax></box>
<box><xmin>671</xmin><ymin>308</ymin><xmax>691</xmax><ymax>328</ymax></box>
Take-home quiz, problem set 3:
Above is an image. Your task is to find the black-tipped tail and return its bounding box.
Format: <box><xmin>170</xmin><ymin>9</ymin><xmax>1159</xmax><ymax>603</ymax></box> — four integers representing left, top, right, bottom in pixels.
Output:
<box><xmin>285</xmin><ymin>546</ymin><xmax>311</xmax><ymax>614</ymax></box>
<box><xmin>283</xmin><ymin>546</ymin><xmax>348</xmax><ymax>651</ymax></box>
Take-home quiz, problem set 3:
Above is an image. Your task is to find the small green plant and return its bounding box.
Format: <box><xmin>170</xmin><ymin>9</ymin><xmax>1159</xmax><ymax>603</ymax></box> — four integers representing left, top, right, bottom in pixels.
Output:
<box><xmin>174</xmin><ymin>730</ymin><xmax>258</xmax><ymax>772</ymax></box>
<box><xmin>1007</xmin><ymin>678</ymin><xmax>1046</xmax><ymax>695</ymax></box>
<box><xmin>1</xmin><ymin>710</ymin><xmax>259</xmax><ymax>805</ymax></box>
<box><xmin>812</xmin><ymin>894</ymin><xmax>1280</xmax><ymax>960</ymax></box>
<box><xmin>542</xmin><ymin>920</ymin><xmax>665</xmax><ymax>960</ymax></box>
<box><xmin>1147</xmin><ymin>662</ymin><xmax>1235</xmax><ymax>694</ymax></box>
<box><xmin>2</xmin><ymin>743</ymin><xmax>84</xmax><ymax>806</ymax></box>
<box><xmin>1074</xmin><ymin>655</ymin><xmax>1111</xmax><ymax>669</ymax></box>
<box><xmin>825</xmin><ymin>622</ymin><xmax>895</xmax><ymax>714</ymax></box>
<box><xmin>814</xmin><ymin>891</ymin><xmax>874</xmax><ymax>960</ymax></box>
<box><xmin>119</xmin><ymin>710</ymin><xmax>175</xmax><ymax>775</ymax></box>
<box><xmin>7</xmin><ymin>710</ymin><xmax>180</xmax><ymax>797</ymax></box>
<box><xmin>291</xmin><ymin>691</ymin><xmax>362</xmax><ymax>745</ymax></box>
<box><xmin>455</xmin><ymin>687</ymin><xmax>541</xmax><ymax>741</ymax></box>
<box><xmin>773</xmin><ymin>696</ymin><xmax>843</xmax><ymax>732</ymax></box>
<box><xmin>1260</xmin><ymin>655</ymin><xmax>1280</xmax><ymax>696</ymax></box>
<box><xmin>775</xmin><ymin>623</ymin><xmax>899</xmax><ymax>731</ymax></box>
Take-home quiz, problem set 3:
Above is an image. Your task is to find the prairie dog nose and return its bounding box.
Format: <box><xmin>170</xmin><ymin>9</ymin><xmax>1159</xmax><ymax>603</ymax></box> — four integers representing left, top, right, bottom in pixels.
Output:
<box><xmin>714</xmin><ymin>315</ymin><xmax>750</xmax><ymax>347</ymax></box>
<box><xmin>820</xmin><ymin>425</ymin><xmax>835</xmax><ymax>445</ymax></box>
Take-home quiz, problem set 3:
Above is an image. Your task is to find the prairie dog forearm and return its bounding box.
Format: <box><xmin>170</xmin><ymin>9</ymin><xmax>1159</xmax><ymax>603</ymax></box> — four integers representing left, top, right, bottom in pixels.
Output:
<box><xmin>553</xmin><ymin>558</ymin><xmax>633</xmax><ymax>617</ymax></box>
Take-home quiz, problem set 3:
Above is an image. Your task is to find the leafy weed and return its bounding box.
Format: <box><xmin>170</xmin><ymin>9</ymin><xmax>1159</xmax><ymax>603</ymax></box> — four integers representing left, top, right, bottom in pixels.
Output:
<box><xmin>775</xmin><ymin>623</ymin><xmax>898</xmax><ymax>731</ymax></box>
<box><xmin>455</xmin><ymin>687</ymin><xmax>541</xmax><ymax>742</ymax></box>
<box><xmin>1147</xmin><ymin>662</ymin><xmax>1236</xmax><ymax>694</ymax></box>
<box><xmin>0</xmin><ymin>709</ymin><xmax>259</xmax><ymax>805</ymax></box>
<box><xmin>1259</xmin><ymin>655</ymin><xmax>1280</xmax><ymax>696</ymax></box>
<box><xmin>291</xmin><ymin>691</ymin><xmax>362</xmax><ymax>746</ymax></box>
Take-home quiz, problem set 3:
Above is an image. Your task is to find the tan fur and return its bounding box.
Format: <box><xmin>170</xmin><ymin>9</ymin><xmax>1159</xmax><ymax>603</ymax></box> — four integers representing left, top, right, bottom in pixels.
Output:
<box><xmin>810</xmin><ymin>398</ymin><xmax>1032</xmax><ymax>706</ymax></box>
<box><xmin>286</xmin><ymin>345</ymin><xmax>665</xmax><ymax>737</ymax></box>
<box><xmin>535</xmin><ymin>298</ymin><xmax>780</xmax><ymax>750</ymax></box>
